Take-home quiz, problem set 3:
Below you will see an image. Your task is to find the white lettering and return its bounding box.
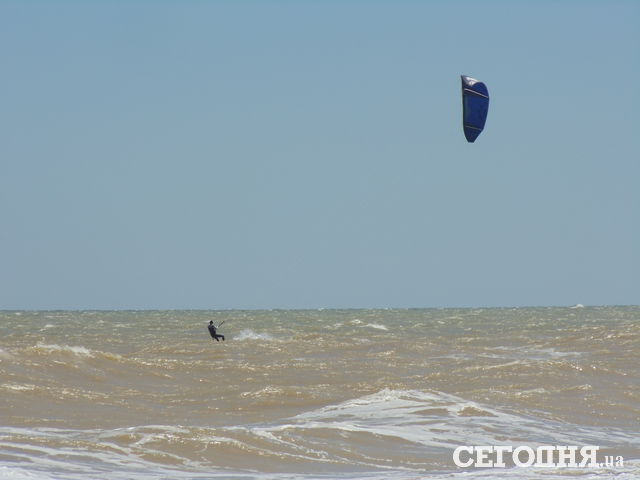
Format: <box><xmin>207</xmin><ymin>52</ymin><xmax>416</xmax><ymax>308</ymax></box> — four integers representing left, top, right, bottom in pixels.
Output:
<box><xmin>452</xmin><ymin>444</ymin><xmax>612</xmax><ymax>469</ymax></box>
<box><xmin>513</xmin><ymin>446</ymin><xmax>535</xmax><ymax>467</ymax></box>
<box><xmin>493</xmin><ymin>446</ymin><xmax>512</xmax><ymax>468</ymax></box>
<box><xmin>475</xmin><ymin>446</ymin><xmax>493</xmax><ymax>467</ymax></box>
<box><xmin>535</xmin><ymin>445</ymin><xmax>556</xmax><ymax>467</ymax></box>
<box><xmin>579</xmin><ymin>446</ymin><xmax>599</xmax><ymax>467</ymax></box>
<box><xmin>556</xmin><ymin>445</ymin><xmax>578</xmax><ymax>467</ymax></box>
<box><xmin>453</xmin><ymin>446</ymin><xmax>474</xmax><ymax>468</ymax></box>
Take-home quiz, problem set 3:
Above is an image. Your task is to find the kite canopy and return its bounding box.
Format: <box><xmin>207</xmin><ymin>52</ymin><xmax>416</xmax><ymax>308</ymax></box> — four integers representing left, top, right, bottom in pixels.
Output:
<box><xmin>461</xmin><ymin>75</ymin><xmax>489</xmax><ymax>143</ymax></box>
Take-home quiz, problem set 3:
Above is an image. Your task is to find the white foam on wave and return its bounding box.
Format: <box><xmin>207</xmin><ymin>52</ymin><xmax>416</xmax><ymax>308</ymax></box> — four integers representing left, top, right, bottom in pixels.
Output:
<box><xmin>0</xmin><ymin>426</ymin><xmax>205</xmax><ymax>480</ymax></box>
<box><xmin>247</xmin><ymin>388</ymin><xmax>636</xmax><ymax>449</ymax></box>
<box><xmin>1</xmin><ymin>420</ymin><xmax>638</xmax><ymax>480</ymax></box>
<box><xmin>486</xmin><ymin>345</ymin><xmax>582</xmax><ymax>361</ymax></box>
<box><xmin>0</xmin><ymin>348</ymin><xmax>13</xmax><ymax>361</ymax></box>
<box><xmin>235</xmin><ymin>329</ymin><xmax>276</xmax><ymax>341</ymax></box>
<box><xmin>212</xmin><ymin>388</ymin><xmax>640</xmax><ymax>476</ymax></box>
<box><xmin>34</xmin><ymin>344</ymin><xmax>93</xmax><ymax>357</ymax></box>
<box><xmin>2</xmin><ymin>461</ymin><xmax>639</xmax><ymax>480</ymax></box>
<box><xmin>364</xmin><ymin>323</ymin><xmax>388</xmax><ymax>331</ymax></box>
<box><xmin>2</xmin><ymin>383</ymin><xmax>38</xmax><ymax>392</ymax></box>
<box><xmin>444</xmin><ymin>459</ymin><xmax>640</xmax><ymax>479</ymax></box>
<box><xmin>0</xmin><ymin>466</ymin><xmax>51</xmax><ymax>480</ymax></box>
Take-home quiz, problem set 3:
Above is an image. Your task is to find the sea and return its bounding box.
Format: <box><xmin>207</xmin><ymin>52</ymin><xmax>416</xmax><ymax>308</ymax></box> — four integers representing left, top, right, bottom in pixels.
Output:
<box><xmin>1</xmin><ymin>307</ymin><xmax>638</xmax><ymax>479</ymax></box>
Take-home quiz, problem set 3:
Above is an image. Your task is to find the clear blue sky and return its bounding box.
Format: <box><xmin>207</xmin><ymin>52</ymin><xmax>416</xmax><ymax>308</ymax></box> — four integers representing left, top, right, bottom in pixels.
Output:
<box><xmin>1</xmin><ymin>1</ymin><xmax>638</xmax><ymax>310</ymax></box>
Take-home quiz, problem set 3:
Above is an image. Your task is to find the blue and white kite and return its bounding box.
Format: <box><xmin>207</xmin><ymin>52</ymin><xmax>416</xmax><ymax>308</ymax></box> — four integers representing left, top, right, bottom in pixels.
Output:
<box><xmin>461</xmin><ymin>75</ymin><xmax>489</xmax><ymax>143</ymax></box>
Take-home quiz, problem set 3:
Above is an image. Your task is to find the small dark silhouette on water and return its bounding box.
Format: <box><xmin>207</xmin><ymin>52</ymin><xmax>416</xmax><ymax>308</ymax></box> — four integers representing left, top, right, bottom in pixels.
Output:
<box><xmin>208</xmin><ymin>321</ymin><xmax>225</xmax><ymax>342</ymax></box>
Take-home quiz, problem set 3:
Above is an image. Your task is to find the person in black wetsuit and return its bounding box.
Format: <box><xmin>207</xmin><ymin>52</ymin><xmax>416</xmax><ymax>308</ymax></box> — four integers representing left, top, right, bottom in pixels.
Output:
<box><xmin>208</xmin><ymin>321</ymin><xmax>225</xmax><ymax>341</ymax></box>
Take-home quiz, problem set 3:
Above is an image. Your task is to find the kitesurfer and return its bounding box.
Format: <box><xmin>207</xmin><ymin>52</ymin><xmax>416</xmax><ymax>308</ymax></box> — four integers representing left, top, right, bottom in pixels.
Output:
<box><xmin>208</xmin><ymin>321</ymin><xmax>225</xmax><ymax>342</ymax></box>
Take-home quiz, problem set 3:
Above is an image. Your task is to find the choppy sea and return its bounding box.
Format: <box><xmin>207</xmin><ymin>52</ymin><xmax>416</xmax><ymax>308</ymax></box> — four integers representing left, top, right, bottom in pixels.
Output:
<box><xmin>1</xmin><ymin>307</ymin><xmax>638</xmax><ymax>479</ymax></box>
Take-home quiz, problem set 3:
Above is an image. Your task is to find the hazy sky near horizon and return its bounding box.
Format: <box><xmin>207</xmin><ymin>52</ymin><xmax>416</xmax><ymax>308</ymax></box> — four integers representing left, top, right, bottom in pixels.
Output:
<box><xmin>2</xmin><ymin>1</ymin><xmax>638</xmax><ymax>310</ymax></box>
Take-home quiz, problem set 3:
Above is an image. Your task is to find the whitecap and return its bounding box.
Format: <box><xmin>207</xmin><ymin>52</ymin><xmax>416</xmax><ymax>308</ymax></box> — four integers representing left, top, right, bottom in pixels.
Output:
<box><xmin>0</xmin><ymin>348</ymin><xmax>13</xmax><ymax>361</ymax></box>
<box><xmin>2</xmin><ymin>383</ymin><xmax>37</xmax><ymax>392</ymax></box>
<box><xmin>240</xmin><ymin>386</ymin><xmax>283</xmax><ymax>399</ymax></box>
<box><xmin>35</xmin><ymin>344</ymin><xmax>93</xmax><ymax>357</ymax></box>
<box><xmin>258</xmin><ymin>388</ymin><xmax>637</xmax><ymax>450</ymax></box>
<box><xmin>364</xmin><ymin>323</ymin><xmax>388</xmax><ymax>331</ymax></box>
<box><xmin>0</xmin><ymin>465</ymin><xmax>51</xmax><ymax>479</ymax></box>
<box><xmin>234</xmin><ymin>329</ymin><xmax>275</xmax><ymax>341</ymax></box>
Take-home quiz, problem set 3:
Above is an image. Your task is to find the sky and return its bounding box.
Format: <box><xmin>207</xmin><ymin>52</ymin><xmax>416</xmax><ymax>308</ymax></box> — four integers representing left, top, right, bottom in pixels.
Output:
<box><xmin>1</xmin><ymin>1</ymin><xmax>638</xmax><ymax>310</ymax></box>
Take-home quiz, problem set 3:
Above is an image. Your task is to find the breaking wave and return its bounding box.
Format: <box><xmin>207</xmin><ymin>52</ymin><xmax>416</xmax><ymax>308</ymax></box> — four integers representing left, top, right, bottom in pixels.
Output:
<box><xmin>234</xmin><ymin>329</ymin><xmax>276</xmax><ymax>341</ymax></box>
<box><xmin>0</xmin><ymin>389</ymin><xmax>637</xmax><ymax>479</ymax></box>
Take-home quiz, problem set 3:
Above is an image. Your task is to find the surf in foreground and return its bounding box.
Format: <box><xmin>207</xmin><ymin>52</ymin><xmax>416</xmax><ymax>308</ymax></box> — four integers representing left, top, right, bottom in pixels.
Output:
<box><xmin>1</xmin><ymin>307</ymin><xmax>638</xmax><ymax>479</ymax></box>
